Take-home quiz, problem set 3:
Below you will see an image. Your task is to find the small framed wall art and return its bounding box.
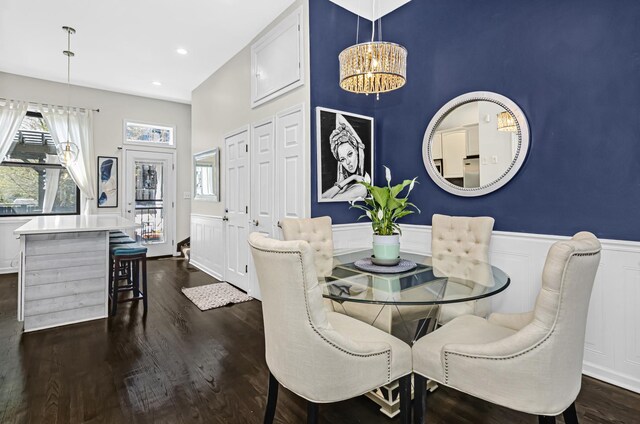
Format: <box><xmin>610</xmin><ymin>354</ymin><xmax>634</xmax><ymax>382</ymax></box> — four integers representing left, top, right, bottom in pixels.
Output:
<box><xmin>97</xmin><ymin>156</ymin><xmax>118</xmax><ymax>208</ymax></box>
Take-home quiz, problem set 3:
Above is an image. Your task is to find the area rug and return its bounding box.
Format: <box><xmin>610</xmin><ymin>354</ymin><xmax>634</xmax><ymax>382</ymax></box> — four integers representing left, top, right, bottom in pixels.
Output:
<box><xmin>181</xmin><ymin>283</ymin><xmax>252</xmax><ymax>311</ymax></box>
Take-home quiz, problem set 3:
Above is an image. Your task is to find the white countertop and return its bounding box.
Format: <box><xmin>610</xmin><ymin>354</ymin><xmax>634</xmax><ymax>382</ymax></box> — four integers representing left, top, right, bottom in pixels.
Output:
<box><xmin>14</xmin><ymin>215</ymin><xmax>138</xmax><ymax>235</ymax></box>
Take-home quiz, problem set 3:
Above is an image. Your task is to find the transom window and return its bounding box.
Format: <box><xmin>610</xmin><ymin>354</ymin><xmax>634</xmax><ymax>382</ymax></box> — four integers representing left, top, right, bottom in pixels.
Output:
<box><xmin>124</xmin><ymin>121</ymin><xmax>175</xmax><ymax>148</ymax></box>
<box><xmin>0</xmin><ymin>111</ymin><xmax>80</xmax><ymax>217</ymax></box>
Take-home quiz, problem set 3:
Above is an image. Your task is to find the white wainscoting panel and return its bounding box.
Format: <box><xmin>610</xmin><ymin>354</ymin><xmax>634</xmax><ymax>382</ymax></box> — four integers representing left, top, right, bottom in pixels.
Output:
<box><xmin>0</xmin><ymin>218</ymin><xmax>30</xmax><ymax>274</ymax></box>
<box><xmin>332</xmin><ymin>222</ymin><xmax>640</xmax><ymax>393</ymax></box>
<box><xmin>190</xmin><ymin>214</ymin><xmax>224</xmax><ymax>280</ymax></box>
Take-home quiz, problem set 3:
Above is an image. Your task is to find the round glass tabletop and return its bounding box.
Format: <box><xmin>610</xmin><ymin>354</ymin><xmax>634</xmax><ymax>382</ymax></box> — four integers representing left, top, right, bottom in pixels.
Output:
<box><xmin>321</xmin><ymin>250</ymin><xmax>510</xmax><ymax>306</ymax></box>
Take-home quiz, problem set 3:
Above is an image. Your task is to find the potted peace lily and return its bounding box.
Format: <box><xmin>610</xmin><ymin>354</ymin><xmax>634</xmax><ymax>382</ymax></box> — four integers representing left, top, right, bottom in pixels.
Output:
<box><xmin>350</xmin><ymin>166</ymin><xmax>420</xmax><ymax>264</ymax></box>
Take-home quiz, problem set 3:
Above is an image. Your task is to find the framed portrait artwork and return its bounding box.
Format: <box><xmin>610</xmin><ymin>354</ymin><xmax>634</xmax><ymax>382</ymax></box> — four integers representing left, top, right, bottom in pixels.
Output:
<box><xmin>97</xmin><ymin>156</ymin><xmax>118</xmax><ymax>208</ymax></box>
<box><xmin>316</xmin><ymin>107</ymin><xmax>374</xmax><ymax>202</ymax></box>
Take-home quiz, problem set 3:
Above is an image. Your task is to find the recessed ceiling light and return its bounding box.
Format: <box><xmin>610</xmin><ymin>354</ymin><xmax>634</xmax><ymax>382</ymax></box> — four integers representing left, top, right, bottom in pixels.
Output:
<box><xmin>152</xmin><ymin>81</ymin><xmax>162</xmax><ymax>86</ymax></box>
<box><xmin>176</xmin><ymin>48</ymin><xmax>188</xmax><ymax>55</ymax></box>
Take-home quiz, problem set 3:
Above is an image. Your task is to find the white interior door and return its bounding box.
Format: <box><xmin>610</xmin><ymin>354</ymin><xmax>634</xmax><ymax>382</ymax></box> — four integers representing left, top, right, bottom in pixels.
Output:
<box><xmin>249</xmin><ymin>119</ymin><xmax>276</xmax><ymax>299</ymax></box>
<box><xmin>224</xmin><ymin>128</ymin><xmax>250</xmax><ymax>292</ymax></box>
<box><xmin>124</xmin><ymin>149</ymin><xmax>175</xmax><ymax>257</ymax></box>
<box><xmin>276</xmin><ymin>105</ymin><xmax>306</xmax><ymax>224</ymax></box>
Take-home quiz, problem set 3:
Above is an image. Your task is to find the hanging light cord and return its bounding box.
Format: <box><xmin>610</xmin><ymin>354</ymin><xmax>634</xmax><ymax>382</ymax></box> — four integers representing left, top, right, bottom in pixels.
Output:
<box><xmin>66</xmin><ymin>29</ymin><xmax>71</xmax><ymax>145</ymax></box>
<box><xmin>62</xmin><ymin>26</ymin><xmax>76</xmax><ymax>149</ymax></box>
<box><xmin>371</xmin><ymin>0</ymin><xmax>376</xmax><ymax>42</ymax></box>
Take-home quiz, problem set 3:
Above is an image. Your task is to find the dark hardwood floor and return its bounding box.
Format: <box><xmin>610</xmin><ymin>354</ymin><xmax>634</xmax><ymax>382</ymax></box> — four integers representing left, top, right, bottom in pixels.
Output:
<box><xmin>1</xmin><ymin>259</ymin><xmax>639</xmax><ymax>423</ymax></box>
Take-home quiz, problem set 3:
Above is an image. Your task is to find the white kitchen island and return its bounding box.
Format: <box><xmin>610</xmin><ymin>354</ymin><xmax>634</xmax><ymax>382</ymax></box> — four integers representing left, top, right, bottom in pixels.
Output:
<box><xmin>14</xmin><ymin>215</ymin><xmax>138</xmax><ymax>332</ymax></box>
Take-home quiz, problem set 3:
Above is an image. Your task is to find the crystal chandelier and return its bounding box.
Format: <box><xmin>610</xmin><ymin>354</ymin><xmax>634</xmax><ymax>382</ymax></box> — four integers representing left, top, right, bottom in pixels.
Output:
<box><xmin>496</xmin><ymin>111</ymin><xmax>517</xmax><ymax>132</ymax></box>
<box><xmin>338</xmin><ymin>6</ymin><xmax>407</xmax><ymax>99</ymax></box>
<box><xmin>57</xmin><ymin>26</ymin><xmax>79</xmax><ymax>166</ymax></box>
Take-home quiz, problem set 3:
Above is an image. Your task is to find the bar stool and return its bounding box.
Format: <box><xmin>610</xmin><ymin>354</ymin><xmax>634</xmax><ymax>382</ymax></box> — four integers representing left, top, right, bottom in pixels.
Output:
<box><xmin>109</xmin><ymin>234</ymin><xmax>136</xmax><ymax>283</ymax></box>
<box><xmin>109</xmin><ymin>243</ymin><xmax>148</xmax><ymax>316</ymax></box>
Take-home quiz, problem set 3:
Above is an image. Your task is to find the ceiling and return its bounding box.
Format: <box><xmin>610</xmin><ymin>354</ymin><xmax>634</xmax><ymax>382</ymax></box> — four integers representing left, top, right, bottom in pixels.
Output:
<box><xmin>0</xmin><ymin>0</ymin><xmax>297</xmax><ymax>104</ymax></box>
<box><xmin>329</xmin><ymin>0</ymin><xmax>411</xmax><ymax>21</ymax></box>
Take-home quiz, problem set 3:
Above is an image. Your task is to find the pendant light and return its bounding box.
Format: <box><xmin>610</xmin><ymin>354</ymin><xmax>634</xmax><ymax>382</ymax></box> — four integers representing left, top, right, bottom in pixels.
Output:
<box><xmin>57</xmin><ymin>26</ymin><xmax>79</xmax><ymax>166</ymax></box>
<box><xmin>338</xmin><ymin>1</ymin><xmax>407</xmax><ymax>99</ymax></box>
<box><xmin>496</xmin><ymin>111</ymin><xmax>517</xmax><ymax>132</ymax></box>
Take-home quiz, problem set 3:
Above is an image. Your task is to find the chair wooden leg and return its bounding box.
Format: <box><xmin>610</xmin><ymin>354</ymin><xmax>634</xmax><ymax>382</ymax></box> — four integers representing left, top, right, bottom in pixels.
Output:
<box><xmin>111</xmin><ymin>256</ymin><xmax>120</xmax><ymax>316</ymax></box>
<box><xmin>132</xmin><ymin>260</ymin><xmax>140</xmax><ymax>297</ymax></box>
<box><xmin>563</xmin><ymin>403</ymin><xmax>579</xmax><ymax>424</ymax></box>
<box><xmin>263</xmin><ymin>372</ymin><xmax>278</xmax><ymax>424</ymax></box>
<box><xmin>141</xmin><ymin>256</ymin><xmax>148</xmax><ymax>312</ymax></box>
<box><xmin>399</xmin><ymin>374</ymin><xmax>411</xmax><ymax>424</ymax></box>
<box><xmin>307</xmin><ymin>401</ymin><xmax>318</xmax><ymax>424</ymax></box>
<box><xmin>538</xmin><ymin>415</ymin><xmax>556</xmax><ymax>424</ymax></box>
<box><xmin>413</xmin><ymin>373</ymin><xmax>428</xmax><ymax>424</ymax></box>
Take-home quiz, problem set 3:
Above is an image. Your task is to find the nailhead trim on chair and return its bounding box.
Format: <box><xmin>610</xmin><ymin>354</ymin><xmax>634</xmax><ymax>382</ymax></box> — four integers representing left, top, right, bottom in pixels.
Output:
<box><xmin>249</xmin><ymin>243</ymin><xmax>393</xmax><ymax>383</ymax></box>
<box><xmin>442</xmin><ymin>250</ymin><xmax>601</xmax><ymax>384</ymax></box>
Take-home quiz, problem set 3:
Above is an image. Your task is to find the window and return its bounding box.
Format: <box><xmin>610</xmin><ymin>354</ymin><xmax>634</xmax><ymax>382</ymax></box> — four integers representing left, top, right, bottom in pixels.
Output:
<box><xmin>124</xmin><ymin>121</ymin><xmax>175</xmax><ymax>148</ymax></box>
<box><xmin>0</xmin><ymin>111</ymin><xmax>80</xmax><ymax>217</ymax></box>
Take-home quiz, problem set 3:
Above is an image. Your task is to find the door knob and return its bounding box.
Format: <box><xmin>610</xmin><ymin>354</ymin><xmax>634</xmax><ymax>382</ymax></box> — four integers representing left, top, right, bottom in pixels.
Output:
<box><xmin>253</xmin><ymin>219</ymin><xmax>259</xmax><ymax>226</ymax></box>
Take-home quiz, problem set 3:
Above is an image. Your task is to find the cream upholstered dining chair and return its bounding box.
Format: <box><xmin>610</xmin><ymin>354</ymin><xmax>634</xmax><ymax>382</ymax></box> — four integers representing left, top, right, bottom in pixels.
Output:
<box><xmin>412</xmin><ymin>232</ymin><xmax>601</xmax><ymax>424</ymax></box>
<box><xmin>280</xmin><ymin>216</ymin><xmax>334</xmax><ymax>278</ymax></box>
<box><xmin>248</xmin><ymin>233</ymin><xmax>412</xmax><ymax>424</ymax></box>
<box><xmin>280</xmin><ymin>216</ymin><xmax>335</xmax><ymax>311</ymax></box>
<box><xmin>431</xmin><ymin>214</ymin><xmax>495</xmax><ymax>325</ymax></box>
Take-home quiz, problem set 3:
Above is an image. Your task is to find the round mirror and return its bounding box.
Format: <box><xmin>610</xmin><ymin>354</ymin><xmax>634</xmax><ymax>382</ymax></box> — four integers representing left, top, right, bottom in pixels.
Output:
<box><xmin>422</xmin><ymin>91</ymin><xmax>529</xmax><ymax>196</ymax></box>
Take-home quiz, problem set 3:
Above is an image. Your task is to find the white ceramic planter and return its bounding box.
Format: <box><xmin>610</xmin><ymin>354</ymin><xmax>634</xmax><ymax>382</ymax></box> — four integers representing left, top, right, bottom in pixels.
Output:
<box><xmin>372</xmin><ymin>234</ymin><xmax>400</xmax><ymax>260</ymax></box>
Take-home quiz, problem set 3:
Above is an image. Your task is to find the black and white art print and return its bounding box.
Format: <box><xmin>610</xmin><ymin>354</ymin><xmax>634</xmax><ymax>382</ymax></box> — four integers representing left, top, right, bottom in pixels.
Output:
<box><xmin>97</xmin><ymin>156</ymin><xmax>118</xmax><ymax>208</ymax></box>
<box><xmin>316</xmin><ymin>107</ymin><xmax>374</xmax><ymax>203</ymax></box>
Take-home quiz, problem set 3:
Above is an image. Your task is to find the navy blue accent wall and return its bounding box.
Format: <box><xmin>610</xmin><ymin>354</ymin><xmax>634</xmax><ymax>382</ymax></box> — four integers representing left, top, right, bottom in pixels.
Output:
<box><xmin>310</xmin><ymin>0</ymin><xmax>377</xmax><ymax>223</ymax></box>
<box><xmin>310</xmin><ymin>0</ymin><xmax>640</xmax><ymax>241</ymax></box>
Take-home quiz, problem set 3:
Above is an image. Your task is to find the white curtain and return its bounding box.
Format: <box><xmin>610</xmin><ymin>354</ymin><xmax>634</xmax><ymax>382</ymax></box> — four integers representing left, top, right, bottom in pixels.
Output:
<box><xmin>0</xmin><ymin>100</ymin><xmax>28</xmax><ymax>161</ymax></box>
<box><xmin>40</xmin><ymin>105</ymin><xmax>96</xmax><ymax>214</ymax></box>
<box><xmin>42</xmin><ymin>154</ymin><xmax>61</xmax><ymax>213</ymax></box>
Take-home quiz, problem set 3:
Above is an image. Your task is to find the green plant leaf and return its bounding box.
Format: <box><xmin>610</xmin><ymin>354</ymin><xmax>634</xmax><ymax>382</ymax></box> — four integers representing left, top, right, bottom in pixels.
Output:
<box><xmin>390</xmin><ymin>179</ymin><xmax>413</xmax><ymax>198</ymax></box>
<box><xmin>370</xmin><ymin>185</ymin><xmax>389</xmax><ymax>208</ymax></box>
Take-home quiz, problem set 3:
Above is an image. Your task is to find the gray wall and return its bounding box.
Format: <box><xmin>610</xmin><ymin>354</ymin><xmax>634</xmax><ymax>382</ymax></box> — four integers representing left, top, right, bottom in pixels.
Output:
<box><xmin>0</xmin><ymin>72</ymin><xmax>192</xmax><ymax>243</ymax></box>
<box><xmin>191</xmin><ymin>0</ymin><xmax>311</xmax><ymax>218</ymax></box>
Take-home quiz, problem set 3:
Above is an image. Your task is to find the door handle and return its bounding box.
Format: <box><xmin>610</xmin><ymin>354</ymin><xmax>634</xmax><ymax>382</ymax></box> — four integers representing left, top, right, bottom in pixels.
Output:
<box><xmin>127</xmin><ymin>210</ymin><xmax>132</xmax><ymax>213</ymax></box>
<box><xmin>252</xmin><ymin>219</ymin><xmax>259</xmax><ymax>227</ymax></box>
<box><xmin>222</xmin><ymin>216</ymin><xmax>229</xmax><ymax>222</ymax></box>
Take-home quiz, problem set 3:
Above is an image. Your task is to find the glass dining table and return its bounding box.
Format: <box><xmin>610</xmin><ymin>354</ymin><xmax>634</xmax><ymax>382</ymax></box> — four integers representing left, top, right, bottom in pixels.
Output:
<box><xmin>322</xmin><ymin>249</ymin><xmax>510</xmax><ymax>342</ymax></box>
<box><xmin>320</xmin><ymin>250</ymin><xmax>510</xmax><ymax>417</ymax></box>
<box><xmin>319</xmin><ymin>249</ymin><xmax>511</xmax><ymax>418</ymax></box>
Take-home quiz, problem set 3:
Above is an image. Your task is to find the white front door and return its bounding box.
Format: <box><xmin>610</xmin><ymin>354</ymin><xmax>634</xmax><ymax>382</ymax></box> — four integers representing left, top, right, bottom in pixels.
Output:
<box><xmin>124</xmin><ymin>149</ymin><xmax>176</xmax><ymax>257</ymax></box>
<box><xmin>249</xmin><ymin>119</ymin><xmax>276</xmax><ymax>299</ymax></box>
<box><xmin>224</xmin><ymin>128</ymin><xmax>250</xmax><ymax>293</ymax></box>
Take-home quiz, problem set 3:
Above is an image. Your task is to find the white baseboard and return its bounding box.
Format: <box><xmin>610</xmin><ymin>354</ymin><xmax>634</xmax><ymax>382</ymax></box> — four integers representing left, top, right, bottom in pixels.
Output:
<box><xmin>583</xmin><ymin>362</ymin><xmax>640</xmax><ymax>394</ymax></box>
<box><xmin>190</xmin><ymin>258</ymin><xmax>223</xmax><ymax>281</ymax></box>
<box><xmin>333</xmin><ymin>222</ymin><xmax>640</xmax><ymax>394</ymax></box>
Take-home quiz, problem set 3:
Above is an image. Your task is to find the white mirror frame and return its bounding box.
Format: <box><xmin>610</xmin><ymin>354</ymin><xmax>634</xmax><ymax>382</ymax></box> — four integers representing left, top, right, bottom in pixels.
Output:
<box><xmin>193</xmin><ymin>148</ymin><xmax>220</xmax><ymax>202</ymax></box>
<box><xmin>422</xmin><ymin>91</ymin><xmax>530</xmax><ymax>197</ymax></box>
